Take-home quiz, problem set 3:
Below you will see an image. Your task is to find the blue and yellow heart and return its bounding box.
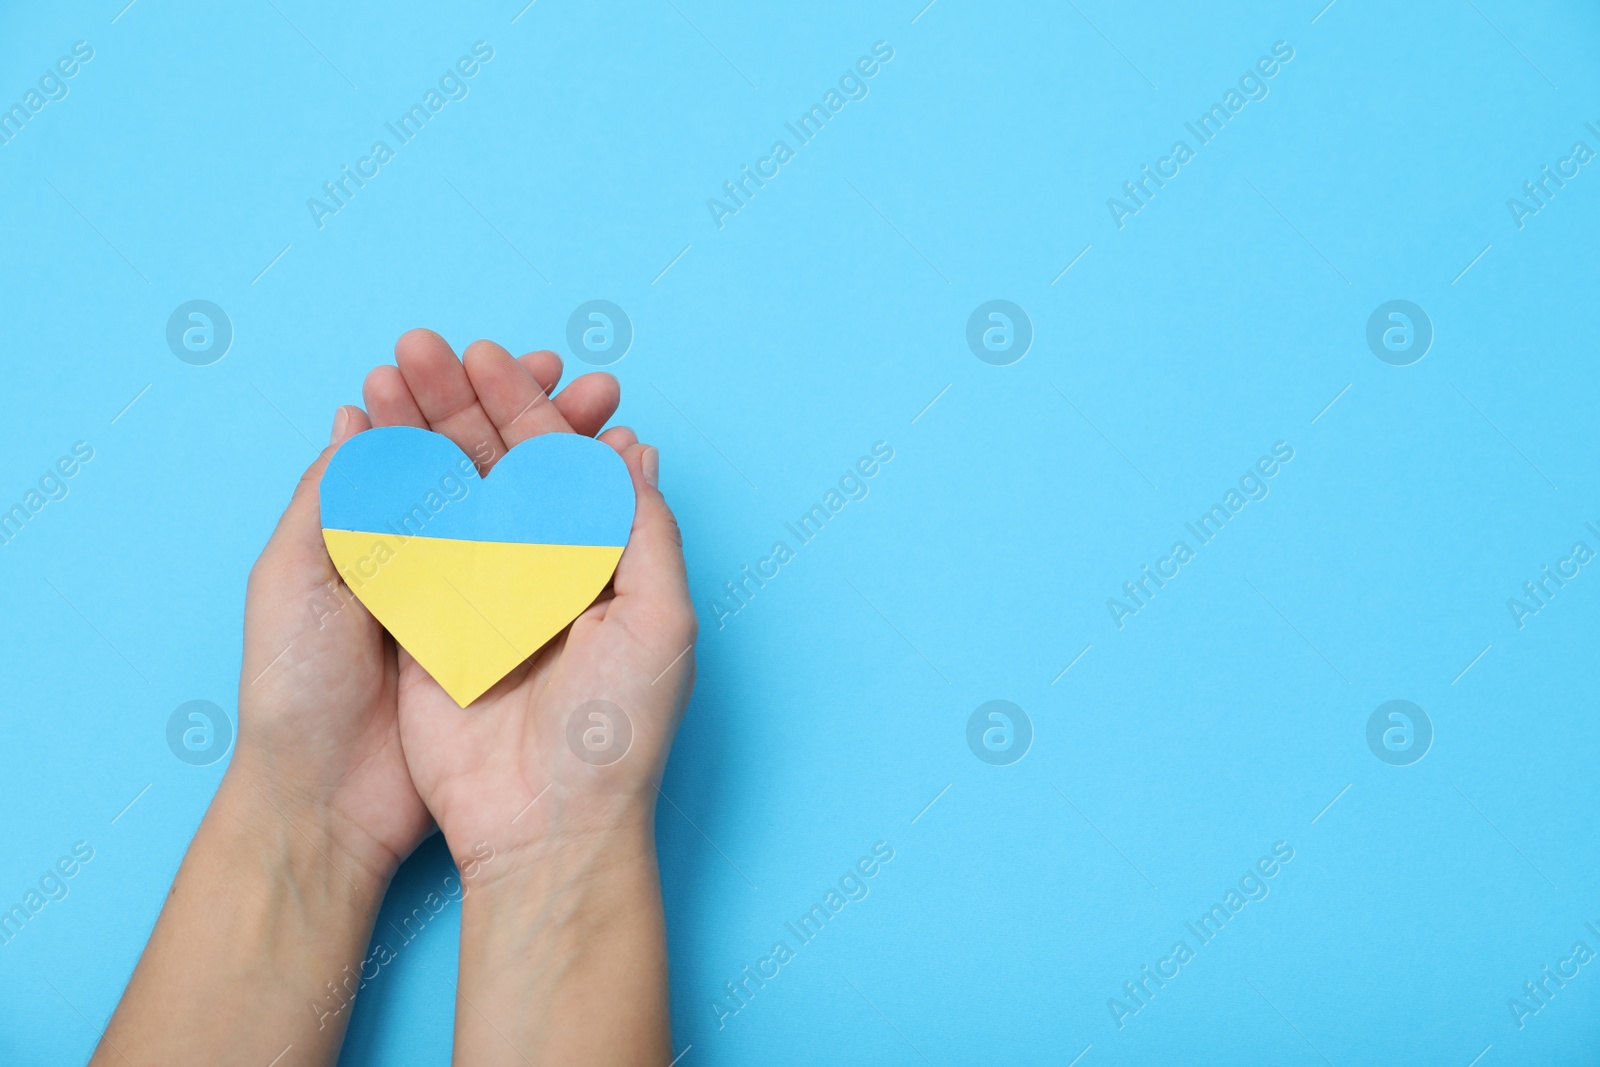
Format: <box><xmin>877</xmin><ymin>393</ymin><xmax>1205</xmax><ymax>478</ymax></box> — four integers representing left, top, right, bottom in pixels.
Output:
<box><xmin>319</xmin><ymin>427</ymin><xmax>635</xmax><ymax>707</ymax></box>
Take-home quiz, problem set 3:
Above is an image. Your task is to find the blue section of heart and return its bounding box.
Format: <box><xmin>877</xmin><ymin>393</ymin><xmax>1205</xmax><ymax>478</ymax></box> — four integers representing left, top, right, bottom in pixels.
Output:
<box><xmin>320</xmin><ymin>427</ymin><xmax>635</xmax><ymax>547</ymax></box>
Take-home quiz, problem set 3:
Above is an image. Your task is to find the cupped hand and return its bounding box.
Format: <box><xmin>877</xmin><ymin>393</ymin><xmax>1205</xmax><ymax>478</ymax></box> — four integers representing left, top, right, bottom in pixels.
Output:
<box><xmin>362</xmin><ymin>330</ymin><xmax>697</xmax><ymax>880</ymax></box>
<box><xmin>233</xmin><ymin>404</ymin><xmax>433</xmax><ymax>884</ymax></box>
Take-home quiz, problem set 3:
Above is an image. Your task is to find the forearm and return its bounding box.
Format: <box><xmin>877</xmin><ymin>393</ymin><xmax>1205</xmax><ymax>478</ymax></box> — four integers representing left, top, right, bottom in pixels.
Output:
<box><xmin>453</xmin><ymin>812</ymin><xmax>670</xmax><ymax>1066</ymax></box>
<box><xmin>95</xmin><ymin>764</ymin><xmax>391</xmax><ymax>1067</ymax></box>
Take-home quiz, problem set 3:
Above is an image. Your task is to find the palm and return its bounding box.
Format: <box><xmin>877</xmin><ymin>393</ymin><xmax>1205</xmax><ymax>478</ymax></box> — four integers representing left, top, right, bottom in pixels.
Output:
<box><xmin>395</xmin><ymin>597</ymin><xmax>684</xmax><ymax>857</ymax></box>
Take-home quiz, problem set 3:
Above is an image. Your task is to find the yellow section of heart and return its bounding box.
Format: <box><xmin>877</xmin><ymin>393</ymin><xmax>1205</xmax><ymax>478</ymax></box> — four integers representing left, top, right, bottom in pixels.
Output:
<box><xmin>322</xmin><ymin>529</ymin><xmax>623</xmax><ymax>708</ymax></box>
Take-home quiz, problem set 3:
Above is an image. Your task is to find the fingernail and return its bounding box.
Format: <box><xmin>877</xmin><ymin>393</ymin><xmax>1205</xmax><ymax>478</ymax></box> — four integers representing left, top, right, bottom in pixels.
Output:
<box><xmin>330</xmin><ymin>406</ymin><xmax>349</xmax><ymax>445</ymax></box>
<box><xmin>642</xmin><ymin>446</ymin><xmax>659</xmax><ymax>488</ymax></box>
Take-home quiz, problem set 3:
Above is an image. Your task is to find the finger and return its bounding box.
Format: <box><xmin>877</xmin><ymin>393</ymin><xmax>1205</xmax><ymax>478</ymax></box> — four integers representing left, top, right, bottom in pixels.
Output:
<box><xmin>517</xmin><ymin>348</ymin><xmax>564</xmax><ymax>397</ymax></box>
<box><xmin>552</xmin><ymin>373</ymin><xmax>621</xmax><ymax>438</ymax></box>
<box><xmin>462</xmin><ymin>338</ymin><xmax>575</xmax><ymax>449</ymax></box>
<box><xmin>598</xmin><ymin>425</ymin><xmax>638</xmax><ymax>452</ymax></box>
<box><xmin>363</xmin><ymin>365</ymin><xmax>427</xmax><ymax>428</ymax></box>
<box><xmin>608</xmin><ymin>443</ymin><xmax>695</xmax><ymax>651</ymax></box>
<box><xmin>261</xmin><ymin>405</ymin><xmax>373</xmax><ymax>570</ymax></box>
<box><xmin>393</xmin><ymin>328</ymin><xmax>508</xmax><ymax>470</ymax></box>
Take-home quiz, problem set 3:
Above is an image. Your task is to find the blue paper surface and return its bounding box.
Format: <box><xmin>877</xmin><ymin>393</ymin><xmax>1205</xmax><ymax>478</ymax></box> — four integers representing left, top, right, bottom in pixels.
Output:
<box><xmin>320</xmin><ymin>426</ymin><xmax>635</xmax><ymax>547</ymax></box>
<box><xmin>1</xmin><ymin>2</ymin><xmax>1598</xmax><ymax>1064</ymax></box>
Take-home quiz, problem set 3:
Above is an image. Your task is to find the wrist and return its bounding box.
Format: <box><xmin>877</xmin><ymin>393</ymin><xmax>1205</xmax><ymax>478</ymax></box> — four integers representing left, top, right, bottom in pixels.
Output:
<box><xmin>460</xmin><ymin>812</ymin><xmax>656</xmax><ymax>935</ymax></box>
<box><xmin>457</xmin><ymin>793</ymin><xmax>654</xmax><ymax>895</ymax></box>
<box><xmin>94</xmin><ymin>754</ymin><xmax>395</xmax><ymax>1064</ymax></box>
<box><xmin>451</xmin><ymin>809</ymin><xmax>670</xmax><ymax>1064</ymax></box>
<box><xmin>212</xmin><ymin>756</ymin><xmax>395</xmax><ymax>905</ymax></box>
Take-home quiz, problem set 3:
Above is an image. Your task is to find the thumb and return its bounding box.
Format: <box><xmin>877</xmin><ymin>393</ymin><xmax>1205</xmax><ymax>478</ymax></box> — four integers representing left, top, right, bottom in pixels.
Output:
<box><xmin>261</xmin><ymin>405</ymin><xmax>373</xmax><ymax>570</ymax></box>
<box><xmin>609</xmin><ymin>442</ymin><xmax>695</xmax><ymax>647</ymax></box>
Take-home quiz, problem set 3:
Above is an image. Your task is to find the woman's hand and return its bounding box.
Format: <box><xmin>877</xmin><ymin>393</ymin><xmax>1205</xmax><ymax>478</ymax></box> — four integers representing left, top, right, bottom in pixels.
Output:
<box><xmin>232</xmin><ymin>402</ymin><xmax>434</xmax><ymax>884</ymax></box>
<box><xmin>96</xmin><ymin>401</ymin><xmax>436</xmax><ymax>1066</ymax></box>
<box><xmin>363</xmin><ymin>329</ymin><xmax>697</xmax><ymax>1065</ymax></box>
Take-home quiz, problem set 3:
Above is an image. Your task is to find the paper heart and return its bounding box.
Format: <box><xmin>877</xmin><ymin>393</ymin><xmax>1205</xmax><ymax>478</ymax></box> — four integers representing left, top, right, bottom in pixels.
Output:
<box><xmin>319</xmin><ymin>427</ymin><xmax>635</xmax><ymax>707</ymax></box>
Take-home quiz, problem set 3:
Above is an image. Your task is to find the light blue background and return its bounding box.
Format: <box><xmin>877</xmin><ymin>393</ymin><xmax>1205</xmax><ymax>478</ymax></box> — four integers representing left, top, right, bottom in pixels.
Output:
<box><xmin>1</xmin><ymin>1</ymin><xmax>1598</xmax><ymax>1064</ymax></box>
